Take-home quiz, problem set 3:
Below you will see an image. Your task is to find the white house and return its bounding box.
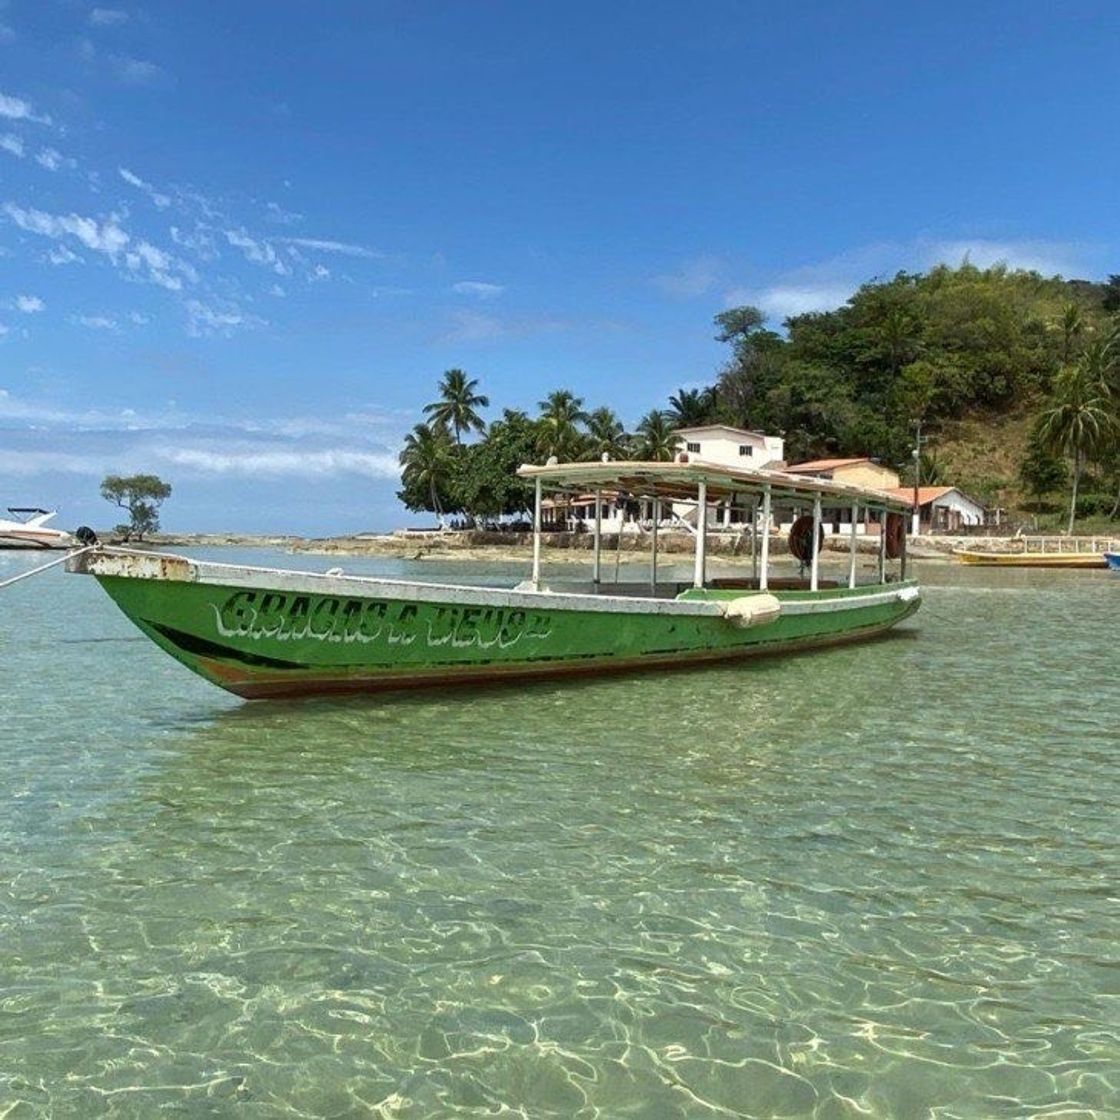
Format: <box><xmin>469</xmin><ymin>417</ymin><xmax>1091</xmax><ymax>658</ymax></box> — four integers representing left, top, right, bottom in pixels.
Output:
<box><xmin>884</xmin><ymin>487</ymin><xmax>987</xmax><ymax>532</ymax></box>
<box><xmin>673</xmin><ymin>425</ymin><xmax>784</xmax><ymax>469</ymax></box>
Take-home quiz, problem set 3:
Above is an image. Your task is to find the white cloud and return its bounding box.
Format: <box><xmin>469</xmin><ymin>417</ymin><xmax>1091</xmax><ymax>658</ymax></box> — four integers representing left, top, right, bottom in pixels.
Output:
<box><xmin>185</xmin><ymin>298</ymin><xmax>265</xmax><ymax>338</ymax></box>
<box><xmin>269</xmin><ymin>283</ymin><xmax>286</xmax><ymax>297</ymax></box>
<box><xmin>4</xmin><ymin>202</ymin><xmax>194</xmax><ymax>290</ymax></box>
<box><xmin>161</xmin><ymin>446</ymin><xmax>399</xmax><ymax>479</ymax></box>
<box><xmin>652</xmin><ymin>255</ymin><xmax>723</xmax><ymax>299</ymax></box>
<box><xmin>110</xmin><ymin>55</ymin><xmax>164</xmax><ymax>86</ymax></box>
<box><xmin>4</xmin><ymin>202</ymin><xmax>129</xmax><ymax>257</ymax></box>
<box><xmin>0</xmin><ymin>323</ymin><xmax>9</xmax><ymax>337</ymax></box>
<box><xmin>225</xmin><ymin>227</ymin><xmax>289</xmax><ymax>275</ymax></box>
<box><xmin>279</xmin><ymin>237</ymin><xmax>381</xmax><ymax>258</ymax></box>
<box><xmin>452</xmin><ymin>280</ymin><xmax>504</xmax><ymax>299</ymax></box>
<box><xmin>118</xmin><ymin>166</ymin><xmax>170</xmax><ymax>208</ymax></box>
<box><xmin>89</xmin><ymin>7</ymin><xmax>129</xmax><ymax>25</ymax></box>
<box><xmin>129</xmin><ymin>311</ymin><xmax>149</xmax><ymax>324</ymax></box>
<box><xmin>36</xmin><ymin>147</ymin><xmax>73</xmax><ymax>171</ymax></box>
<box><xmin>309</xmin><ymin>264</ymin><xmax>330</xmax><ymax>281</ymax></box>
<box><xmin>922</xmin><ymin>239</ymin><xmax>1081</xmax><ymax>278</ymax></box>
<box><xmin>265</xmin><ymin>200</ymin><xmax>302</xmax><ymax>225</ymax></box>
<box><xmin>728</xmin><ymin>283</ymin><xmax>855</xmax><ymax>320</ymax></box>
<box><xmin>0</xmin><ymin>92</ymin><xmax>50</xmax><ymax>125</ymax></box>
<box><xmin>9</xmin><ymin>294</ymin><xmax>44</xmax><ymax>313</ymax></box>
<box><xmin>0</xmin><ymin>133</ymin><xmax>23</xmax><ymax>158</ymax></box>
<box><xmin>74</xmin><ymin>314</ymin><xmax>118</xmax><ymax>330</ymax></box>
<box><xmin>47</xmin><ymin>245</ymin><xmax>81</xmax><ymax>265</ymax></box>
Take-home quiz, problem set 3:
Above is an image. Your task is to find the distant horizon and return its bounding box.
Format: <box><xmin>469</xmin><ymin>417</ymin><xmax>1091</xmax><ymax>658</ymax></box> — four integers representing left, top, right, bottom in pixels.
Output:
<box><xmin>3</xmin><ymin>2</ymin><xmax>1118</xmax><ymax>534</ymax></box>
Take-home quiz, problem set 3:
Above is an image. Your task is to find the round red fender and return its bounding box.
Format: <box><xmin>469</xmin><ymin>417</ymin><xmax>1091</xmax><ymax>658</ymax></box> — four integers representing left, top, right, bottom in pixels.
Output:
<box><xmin>788</xmin><ymin>515</ymin><xmax>825</xmax><ymax>564</ymax></box>
<box><xmin>884</xmin><ymin>512</ymin><xmax>906</xmax><ymax>559</ymax></box>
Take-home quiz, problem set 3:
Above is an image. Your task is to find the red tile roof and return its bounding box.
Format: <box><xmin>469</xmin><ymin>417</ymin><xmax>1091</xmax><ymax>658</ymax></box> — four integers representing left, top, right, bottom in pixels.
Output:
<box><xmin>785</xmin><ymin>457</ymin><xmax>876</xmax><ymax>473</ymax></box>
<box><xmin>884</xmin><ymin>486</ymin><xmax>956</xmax><ymax>506</ymax></box>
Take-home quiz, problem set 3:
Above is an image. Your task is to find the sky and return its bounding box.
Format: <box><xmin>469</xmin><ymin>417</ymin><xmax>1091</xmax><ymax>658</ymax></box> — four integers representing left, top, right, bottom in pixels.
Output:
<box><xmin>1</xmin><ymin>1</ymin><xmax>1118</xmax><ymax>534</ymax></box>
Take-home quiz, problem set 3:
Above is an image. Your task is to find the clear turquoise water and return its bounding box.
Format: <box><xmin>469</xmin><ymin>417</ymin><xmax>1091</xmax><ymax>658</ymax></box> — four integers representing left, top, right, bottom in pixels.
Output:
<box><xmin>2</xmin><ymin>549</ymin><xmax>1117</xmax><ymax>1118</ymax></box>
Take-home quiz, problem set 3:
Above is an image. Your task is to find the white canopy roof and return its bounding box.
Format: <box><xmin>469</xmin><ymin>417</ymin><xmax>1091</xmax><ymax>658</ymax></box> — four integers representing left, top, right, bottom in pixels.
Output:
<box><xmin>517</xmin><ymin>458</ymin><xmax>913</xmax><ymax>513</ymax></box>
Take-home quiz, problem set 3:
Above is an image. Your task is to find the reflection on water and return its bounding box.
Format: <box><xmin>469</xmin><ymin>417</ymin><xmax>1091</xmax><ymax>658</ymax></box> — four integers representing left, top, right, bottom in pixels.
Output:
<box><xmin>1</xmin><ymin>551</ymin><xmax>1117</xmax><ymax>1116</ymax></box>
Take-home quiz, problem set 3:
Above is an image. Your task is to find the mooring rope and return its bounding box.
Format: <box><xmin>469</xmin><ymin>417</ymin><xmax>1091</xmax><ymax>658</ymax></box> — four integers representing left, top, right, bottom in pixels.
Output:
<box><xmin>0</xmin><ymin>544</ymin><xmax>97</xmax><ymax>590</ymax></box>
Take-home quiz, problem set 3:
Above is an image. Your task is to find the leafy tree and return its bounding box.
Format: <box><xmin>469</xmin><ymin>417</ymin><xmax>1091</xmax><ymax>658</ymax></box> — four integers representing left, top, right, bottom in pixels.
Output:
<box><xmin>1036</xmin><ymin>343</ymin><xmax>1115</xmax><ymax>533</ymax></box>
<box><xmin>100</xmin><ymin>473</ymin><xmax>172</xmax><ymax>540</ymax></box>
<box><xmin>584</xmin><ymin>407</ymin><xmax>629</xmax><ymax>460</ymax></box>
<box><xmin>633</xmin><ymin>410</ymin><xmax>678</xmax><ymax>461</ymax></box>
<box><xmin>423</xmin><ymin>368</ymin><xmax>489</xmax><ymax>445</ymax></box>
<box><xmin>537</xmin><ymin>389</ymin><xmax>588</xmax><ymax>460</ymax></box>
<box><xmin>398</xmin><ymin>422</ymin><xmax>455</xmax><ymax>522</ymax></box>
<box><xmin>454</xmin><ymin>409</ymin><xmax>540</xmax><ymax>518</ymax></box>
<box><xmin>1102</xmin><ymin>274</ymin><xmax>1120</xmax><ymax>314</ymax></box>
<box><xmin>1019</xmin><ymin>425</ymin><xmax>1068</xmax><ymax>504</ymax></box>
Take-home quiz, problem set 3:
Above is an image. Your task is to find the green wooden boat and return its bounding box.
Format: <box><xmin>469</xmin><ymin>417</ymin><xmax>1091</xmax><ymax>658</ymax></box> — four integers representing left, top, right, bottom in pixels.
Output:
<box><xmin>67</xmin><ymin>459</ymin><xmax>920</xmax><ymax>699</ymax></box>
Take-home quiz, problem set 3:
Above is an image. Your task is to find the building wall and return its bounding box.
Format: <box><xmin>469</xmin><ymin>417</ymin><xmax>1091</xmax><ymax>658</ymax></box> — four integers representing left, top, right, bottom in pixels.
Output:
<box><xmin>929</xmin><ymin>491</ymin><xmax>985</xmax><ymax>529</ymax></box>
<box><xmin>675</xmin><ymin>429</ymin><xmax>784</xmax><ymax>468</ymax></box>
<box><xmin>830</xmin><ymin>462</ymin><xmax>900</xmax><ymax>490</ymax></box>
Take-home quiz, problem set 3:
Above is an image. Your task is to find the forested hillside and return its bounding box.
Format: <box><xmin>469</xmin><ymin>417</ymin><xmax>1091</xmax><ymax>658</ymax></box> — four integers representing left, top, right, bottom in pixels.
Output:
<box><xmin>400</xmin><ymin>266</ymin><xmax>1120</xmax><ymax>530</ymax></box>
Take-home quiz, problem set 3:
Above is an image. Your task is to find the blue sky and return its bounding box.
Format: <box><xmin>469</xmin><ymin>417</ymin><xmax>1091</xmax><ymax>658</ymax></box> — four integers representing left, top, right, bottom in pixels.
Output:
<box><xmin>2</xmin><ymin>1</ymin><xmax>1118</xmax><ymax>533</ymax></box>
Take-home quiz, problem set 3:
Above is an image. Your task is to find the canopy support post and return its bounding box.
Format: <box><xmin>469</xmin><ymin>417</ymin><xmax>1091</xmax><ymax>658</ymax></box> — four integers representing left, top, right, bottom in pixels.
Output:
<box><xmin>810</xmin><ymin>492</ymin><xmax>822</xmax><ymax>592</ymax></box>
<box><xmin>759</xmin><ymin>484</ymin><xmax>771</xmax><ymax>591</ymax></box>
<box><xmin>531</xmin><ymin>476</ymin><xmax>543</xmax><ymax>589</ymax></box>
<box><xmin>900</xmin><ymin>514</ymin><xmax>909</xmax><ymax>581</ymax></box>
<box><xmin>848</xmin><ymin>501</ymin><xmax>859</xmax><ymax>589</ymax></box>
<box><xmin>592</xmin><ymin>489</ymin><xmax>603</xmax><ymax>587</ymax></box>
<box><xmin>650</xmin><ymin>497</ymin><xmax>660</xmax><ymax>595</ymax></box>
<box><xmin>878</xmin><ymin>509</ymin><xmax>887</xmax><ymax>584</ymax></box>
<box><xmin>693</xmin><ymin>480</ymin><xmax>708</xmax><ymax>589</ymax></box>
<box><xmin>751</xmin><ymin>497</ymin><xmax>758</xmax><ymax>584</ymax></box>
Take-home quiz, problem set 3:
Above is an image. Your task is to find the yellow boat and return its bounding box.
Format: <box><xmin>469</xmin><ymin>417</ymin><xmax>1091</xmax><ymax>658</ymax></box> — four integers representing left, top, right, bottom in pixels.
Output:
<box><xmin>953</xmin><ymin>536</ymin><xmax>1115</xmax><ymax>568</ymax></box>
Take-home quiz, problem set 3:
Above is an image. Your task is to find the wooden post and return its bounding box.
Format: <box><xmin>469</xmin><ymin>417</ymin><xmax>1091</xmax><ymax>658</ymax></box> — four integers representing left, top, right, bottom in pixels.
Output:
<box><xmin>651</xmin><ymin>497</ymin><xmax>660</xmax><ymax>595</ymax></box>
<box><xmin>848</xmin><ymin>501</ymin><xmax>858</xmax><ymax>589</ymax></box>
<box><xmin>900</xmin><ymin>513</ymin><xmax>908</xmax><ymax>581</ymax></box>
<box><xmin>759</xmin><ymin>484</ymin><xmax>771</xmax><ymax>591</ymax></box>
<box><xmin>693</xmin><ymin>479</ymin><xmax>708</xmax><ymax>589</ymax></box>
<box><xmin>810</xmin><ymin>492</ymin><xmax>822</xmax><ymax>592</ymax></box>
<box><xmin>592</xmin><ymin>488</ymin><xmax>603</xmax><ymax>587</ymax></box>
<box><xmin>532</xmin><ymin>476</ymin><xmax>543</xmax><ymax>589</ymax></box>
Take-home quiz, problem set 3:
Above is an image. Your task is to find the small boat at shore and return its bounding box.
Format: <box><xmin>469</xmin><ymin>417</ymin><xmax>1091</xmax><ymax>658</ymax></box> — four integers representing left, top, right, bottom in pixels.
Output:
<box><xmin>66</xmin><ymin>459</ymin><xmax>921</xmax><ymax>700</ymax></box>
<box><xmin>954</xmin><ymin>536</ymin><xmax>1117</xmax><ymax>569</ymax></box>
<box><xmin>0</xmin><ymin>508</ymin><xmax>72</xmax><ymax>550</ymax></box>
<box><xmin>1105</xmin><ymin>552</ymin><xmax>1120</xmax><ymax>571</ymax></box>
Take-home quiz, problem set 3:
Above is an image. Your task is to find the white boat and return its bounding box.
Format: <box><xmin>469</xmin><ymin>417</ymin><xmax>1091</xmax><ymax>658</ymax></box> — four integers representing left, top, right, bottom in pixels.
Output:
<box><xmin>0</xmin><ymin>508</ymin><xmax>73</xmax><ymax>550</ymax></box>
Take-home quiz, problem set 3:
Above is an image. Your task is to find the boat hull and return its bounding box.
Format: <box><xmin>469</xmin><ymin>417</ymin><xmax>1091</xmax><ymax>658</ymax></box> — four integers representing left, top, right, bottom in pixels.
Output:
<box><xmin>81</xmin><ymin>553</ymin><xmax>920</xmax><ymax>700</ymax></box>
<box><xmin>1105</xmin><ymin>552</ymin><xmax>1120</xmax><ymax>572</ymax></box>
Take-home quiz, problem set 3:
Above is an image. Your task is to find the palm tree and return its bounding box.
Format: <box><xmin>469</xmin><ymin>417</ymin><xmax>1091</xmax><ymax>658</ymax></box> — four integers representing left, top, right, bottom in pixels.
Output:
<box><xmin>1059</xmin><ymin>303</ymin><xmax>1084</xmax><ymax>364</ymax></box>
<box><xmin>399</xmin><ymin>422</ymin><xmax>454</xmax><ymax>522</ymax></box>
<box><xmin>1037</xmin><ymin>342</ymin><xmax>1115</xmax><ymax>533</ymax></box>
<box><xmin>423</xmin><ymin>368</ymin><xmax>489</xmax><ymax>445</ymax></box>
<box><xmin>633</xmin><ymin>409</ymin><xmax>678</xmax><ymax>461</ymax></box>
<box><xmin>584</xmin><ymin>407</ymin><xmax>629</xmax><ymax>460</ymax></box>
<box><xmin>667</xmin><ymin>387</ymin><xmax>715</xmax><ymax>428</ymax></box>
<box><xmin>537</xmin><ymin>389</ymin><xmax>588</xmax><ymax>460</ymax></box>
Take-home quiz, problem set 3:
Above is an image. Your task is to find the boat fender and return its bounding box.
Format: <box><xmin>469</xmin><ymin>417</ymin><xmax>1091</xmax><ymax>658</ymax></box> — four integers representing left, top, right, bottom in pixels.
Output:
<box><xmin>884</xmin><ymin>513</ymin><xmax>905</xmax><ymax>560</ymax></box>
<box><xmin>788</xmin><ymin>516</ymin><xmax>824</xmax><ymax>564</ymax></box>
<box><xmin>722</xmin><ymin>593</ymin><xmax>781</xmax><ymax>628</ymax></box>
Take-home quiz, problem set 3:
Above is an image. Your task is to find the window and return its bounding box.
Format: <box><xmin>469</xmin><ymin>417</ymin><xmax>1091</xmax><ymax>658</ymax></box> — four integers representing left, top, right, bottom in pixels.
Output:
<box><xmin>686</xmin><ymin>442</ymin><xmax>701</xmax><ymax>453</ymax></box>
<box><xmin>739</xmin><ymin>445</ymin><xmax>753</xmax><ymax>457</ymax></box>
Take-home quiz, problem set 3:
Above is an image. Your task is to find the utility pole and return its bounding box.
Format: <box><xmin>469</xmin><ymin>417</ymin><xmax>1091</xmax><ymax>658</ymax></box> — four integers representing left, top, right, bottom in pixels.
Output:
<box><xmin>911</xmin><ymin>419</ymin><xmax>924</xmax><ymax>537</ymax></box>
